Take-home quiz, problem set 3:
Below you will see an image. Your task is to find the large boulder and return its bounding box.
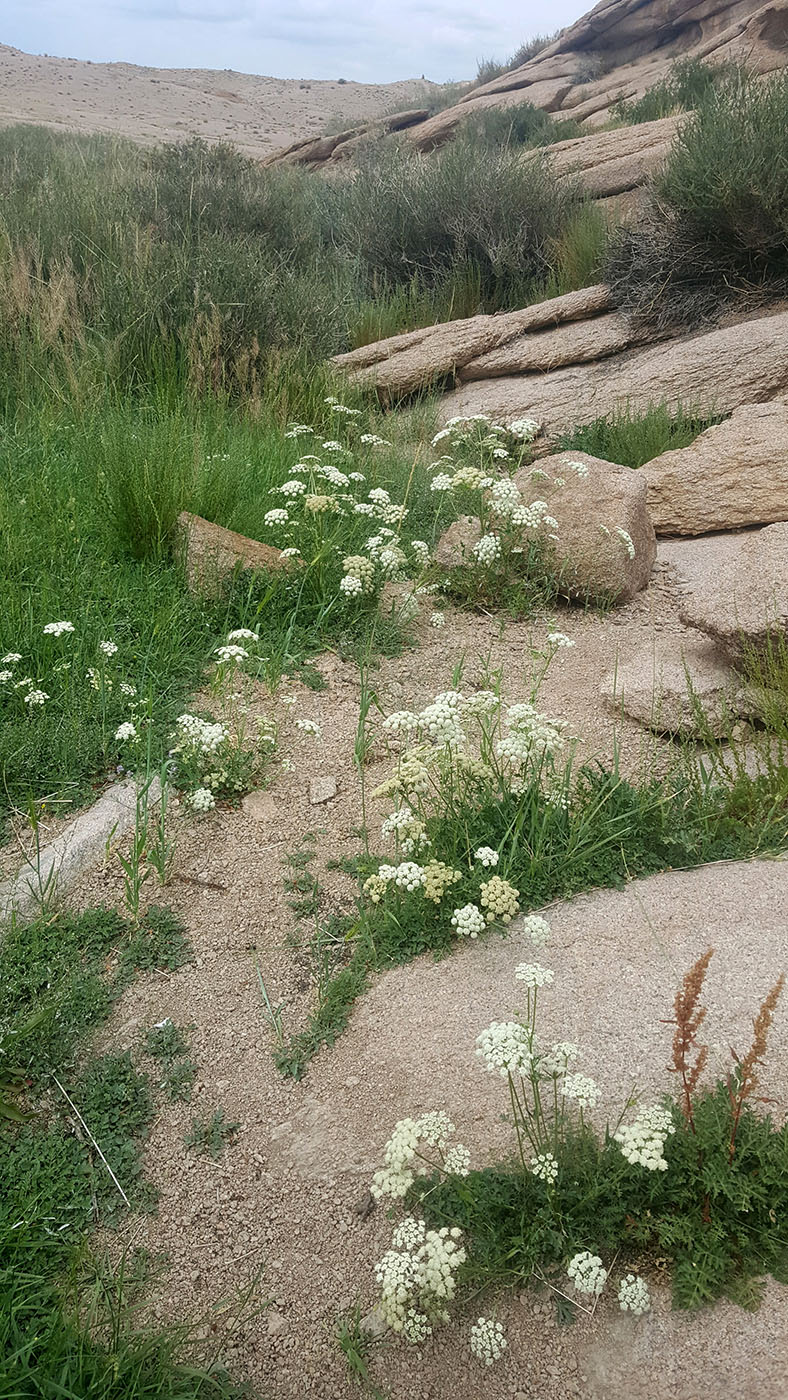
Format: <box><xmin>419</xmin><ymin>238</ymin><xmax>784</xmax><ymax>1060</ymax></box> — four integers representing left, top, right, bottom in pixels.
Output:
<box><xmin>514</xmin><ymin>449</ymin><xmax>656</xmax><ymax>601</ymax></box>
<box><xmin>641</xmin><ymin>401</ymin><xmax>788</xmax><ymax>535</ymax></box>
<box><xmin>679</xmin><ymin>521</ymin><xmax>788</xmax><ymax>661</ymax></box>
<box><xmin>601</xmin><ymin>635</ymin><xmax>753</xmax><ymax>736</ymax></box>
<box><xmin>437</xmin><ymin>309</ymin><xmax>788</xmax><ymax>433</ymax></box>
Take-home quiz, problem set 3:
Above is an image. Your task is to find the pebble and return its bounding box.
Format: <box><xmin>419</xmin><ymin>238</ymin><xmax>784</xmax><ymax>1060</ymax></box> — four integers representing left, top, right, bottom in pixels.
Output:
<box><xmin>309</xmin><ymin>775</ymin><xmax>337</xmax><ymax>804</ymax></box>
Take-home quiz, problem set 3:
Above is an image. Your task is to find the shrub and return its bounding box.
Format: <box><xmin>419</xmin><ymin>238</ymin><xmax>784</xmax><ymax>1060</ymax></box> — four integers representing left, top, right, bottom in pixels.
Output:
<box><xmin>458</xmin><ymin>103</ymin><xmax>582</xmax><ymax>151</ymax></box>
<box><xmin>606</xmin><ymin>70</ymin><xmax>788</xmax><ymax>329</ymax></box>
<box><xmin>610</xmin><ymin>57</ymin><xmax>741</xmax><ymax>125</ymax></box>
<box><xmin>328</xmin><ymin>139</ymin><xmax>585</xmax><ymax>309</ymax></box>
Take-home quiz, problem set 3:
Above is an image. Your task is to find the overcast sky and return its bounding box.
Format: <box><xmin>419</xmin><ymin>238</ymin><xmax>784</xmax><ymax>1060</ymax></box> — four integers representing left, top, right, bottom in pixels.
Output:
<box><xmin>5</xmin><ymin>0</ymin><xmax>590</xmax><ymax>83</ymax></box>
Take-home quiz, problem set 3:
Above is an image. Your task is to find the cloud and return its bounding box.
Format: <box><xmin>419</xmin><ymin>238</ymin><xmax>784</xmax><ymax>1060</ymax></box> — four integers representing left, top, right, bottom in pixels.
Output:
<box><xmin>4</xmin><ymin>0</ymin><xmax>589</xmax><ymax>82</ymax></box>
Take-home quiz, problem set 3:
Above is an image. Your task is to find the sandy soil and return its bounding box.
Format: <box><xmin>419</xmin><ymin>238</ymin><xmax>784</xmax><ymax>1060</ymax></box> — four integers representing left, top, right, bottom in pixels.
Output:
<box><xmin>0</xmin><ymin>42</ymin><xmax>436</xmax><ymax>158</ymax></box>
<box><xmin>50</xmin><ymin>536</ymin><xmax>788</xmax><ymax>1400</ymax></box>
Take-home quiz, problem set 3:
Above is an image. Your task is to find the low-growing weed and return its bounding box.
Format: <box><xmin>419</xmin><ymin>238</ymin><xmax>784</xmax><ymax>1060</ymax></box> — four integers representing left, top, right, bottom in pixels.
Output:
<box><xmin>184</xmin><ymin>1109</ymin><xmax>241</xmax><ymax>1158</ymax></box>
<box><xmin>144</xmin><ymin>1019</ymin><xmax>196</xmax><ymax>1101</ymax></box>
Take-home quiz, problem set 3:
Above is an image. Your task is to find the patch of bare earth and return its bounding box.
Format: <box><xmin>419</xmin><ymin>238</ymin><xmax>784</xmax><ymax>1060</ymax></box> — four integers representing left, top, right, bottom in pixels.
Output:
<box><xmin>67</xmin><ymin>558</ymin><xmax>787</xmax><ymax>1399</ymax></box>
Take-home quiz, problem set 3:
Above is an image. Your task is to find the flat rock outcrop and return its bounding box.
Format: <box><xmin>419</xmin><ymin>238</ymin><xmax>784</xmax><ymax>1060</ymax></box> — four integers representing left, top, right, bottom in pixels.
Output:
<box><xmin>600</xmin><ymin>635</ymin><xmax>751</xmax><ymax>735</ymax></box>
<box><xmin>642</xmin><ymin>401</ymin><xmax>788</xmax><ymax>535</ymax></box>
<box><xmin>332</xmin><ymin>284</ymin><xmax>615</xmax><ymax>397</ymax></box>
<box><xmin>679</xmin><ymin>521</ymin><xmax>788</xmax><ymax>660</ymax></box>
<box><xmin>436</xmin><ymin>309</ymin><xmax>788</xmax><ymax>433</ymax></box>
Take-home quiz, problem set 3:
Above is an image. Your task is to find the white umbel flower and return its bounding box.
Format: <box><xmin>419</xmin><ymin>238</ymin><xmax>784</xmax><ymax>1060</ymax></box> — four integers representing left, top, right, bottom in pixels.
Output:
<box><xmin>474</xmin><ymin>846</ymin><xmax>499</xmax><ymax>867</ymax></box>
<box><xmin>188</xmin><ymin>787</ymin><xmax>216</xmax><ymax>812</ymax></box>
<box><xmin>514</xmin><ymin>963</ymin><xmax>554</xmax><ymax>989</ymax></box>
<box><xmin>561</xmin><ymin>1074</ymin><xmax>601</xmax><ymax>1111</ymax></box>
<box><xmin>529</xmin><ymin>1151</ymin><xmax>559</xmax><ymax>1183</ymax></box>
<box><xmin>614</xmin><ymin>1104</ymin><xmax>675</xmax><ymax>1172</ymax></box>
<box><xmin>618</xmin><ymin>1273</ymin><xmax>651</xmax><ymax>1315</ymax></box>
<box><xmin>450</xmin><ymin>903</ymin><xmax>486</xmax><ymax>939</ymax></box>
<box><xmin>567</xmin><ymin>1250</ymin><xmax>607</xmax><ymax>1297</ymax></box>
<box><xmin>520</xmin><ymin>914</ymin><xmax>551</xmax><ymax>948</ymax></box>
<box><xmin>470</xmin><ymin>1317</ymin><xmax>507</xmax><ymax>1366</ymax></box>
<box><xmin>476</xmin><ymin>1021</ymin><xmax>532</xmax><ymax>1078</ymax></box>
<box><xmin>99</xmin><ymin>640</ymin><xmax>118</xmax><ymax>656</ymax></box>
<box><xmin>115</xmin><ymin>721</ymin><xmax>138</xmax><ymax>741</ymax></box>
<box><xmin>43</xmin><ymin>621</ymin><xmax>75</xmax><ymax>637</ymax></box>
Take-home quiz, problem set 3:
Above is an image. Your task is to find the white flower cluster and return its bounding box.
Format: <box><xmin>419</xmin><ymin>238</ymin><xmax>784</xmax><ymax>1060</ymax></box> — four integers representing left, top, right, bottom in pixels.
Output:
<box><xmin>529</xmin><ymin>1151</ymin><xmax>559</xmax><ymax>1184</ymax></box>
<box><xmin>295</xmin><ymin>718</ymin><xmax>322</xmax><ymax>738</ymax></box>
<box><xmin>474</xmin><ymin>845</ymin><xmax>499</xmax><ymax>867</ymax></box>
<box><xmin>264</xmin><ymin>508</ymin><xmax>289</xmax><ymax>526</ymax></box>
<box><xmin>429</xmin><ymin>611</ymin><xmax>445</xmax><ymax>629</ymax></box>
<box><xmin>450</xmin><ymin>903</ymin><xmax>487</xmax><ymax>939</ymax></box>
<box><xmin>174</xmin><ymin>714</ymin><xmax>228</xmax><ymax>754</ymax></box>
<box><xmin>392</xmin><ymin>861</ymin><xmax>427</xmax><ymax>892</ymax></box>
<box><xmin>43</xmin><ymin>620</ymin><xmax>75</xmax><ymax>637</ymax></box>
<box><xmin>567</xmin><ymin>1250</ymin><xmax>608</xmax><ymax>1297</ymax></box>
<box><xmin>514</xmin><ymin>962</ymin><xmax>554</xmax><ymax>990</ymax></box>
<box><xmin>509</xmin><ymin>417</ymin><xmax>541</xmax><ymax>441</ymax></box>
<box><xmin>614</xmin><ymin>1104</ymin><xmax>675</xmax><ymax>1172</ymax></box>
<box><xmin>615</xmin><ymin>527</ymin><xmax>636</xmax><ymax>560</ymax></box>
<box><xmin>561</xmin><ymin>1074</ymin><xmax>601</xmax><ymax>1111</ymax></box>
<box><xmin>376</xmin><ymin>1222</ymin><xmax>466</xmax><ymax>1340</ymax></box>
<box><xmin>565</xmin><ymin>458</ymin><xmax>590</xmax><ymax>478</ymax></box>
<box><xmin>188</xmin><ymin>786</ymin><xmax>216</xmax><ymax>812</ymax></box>
<box><xmin>540</xmin><ymin>1041</ymin><xmax>580</xmax><ymax>1075</ymax></box>
<box><xmin>496</xmin><ymin>702</ymin><xmax>566</xmax><ymax>773</ymax></box>
<box><xmin>115</xmin><ymin>721</ymin><xmax>138</xmax><ymax>742</ymax></box>
<box><xmin>469</xmin><ymin>1316</ymin><xmax>508</xmax><ymax>1366</ymax></box>
<box><xmin>99</xmin><ymin>640</ymin><xmax>118</xmax><ymax>657</ymax></box>
<box><xmin>520</xmin><ymin>914</ymin><xmax>551</xmax><ymax>948</ymax></box>
<box><xmin>24</xmin><ymin>689</ymin><xmax>49</xmax><ymax>706</ymax></box>
<box><xmin>472</xmin><ymin>532</ymin><xmax>502</xmax><ymax>566</ymax></box>
<box><xmin>546</xmin><ymin>632</ymin><xmax>574</xmax><ymax>649</ymax></box>
<box><xmin>476</xmin><ymin>1021</ymin><xmax>533</xmax><ymax>1078</ymax></box>
<box><xmin>479</xmin><ymin>875</ymin><xmax>520</xmax><ymax>924</ymax></box>
<box><xmin>617</xmin><ymin>1273</ymin><xmax>651</xmax><ymax>1315</ymax></box>
<box><xmin>371</xmin><ymin>1112</ymin><xmax>467</xmax><ymax>1201</ymax></box>
<box><xmin>215</xmin><ymin>644</ymin><xmax>249</xmax><ymax>664</ymax></box>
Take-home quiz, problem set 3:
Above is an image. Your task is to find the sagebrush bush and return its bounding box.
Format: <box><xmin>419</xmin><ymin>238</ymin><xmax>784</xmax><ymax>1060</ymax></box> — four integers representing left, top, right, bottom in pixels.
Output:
<box><xmin>607</xmin><ymin>70</ymin><xmax>788</xmax><ymax>328</ymax></box>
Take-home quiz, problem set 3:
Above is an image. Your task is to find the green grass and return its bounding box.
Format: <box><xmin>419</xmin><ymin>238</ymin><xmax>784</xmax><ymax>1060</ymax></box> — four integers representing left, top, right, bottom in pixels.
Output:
<box><xmin>0</xmin><ymin>385</ymin><xmax>445</xmax><ymax>826</ymax></box>
<box><xmin>558</xmin><ymin>402</ymin><xmax>724</xmax><ymax>468</ymax></box>
<box><xmin>0</xmin><ymin>902</ymin><xmax>253</xmax><ymax>1398</ymax></box>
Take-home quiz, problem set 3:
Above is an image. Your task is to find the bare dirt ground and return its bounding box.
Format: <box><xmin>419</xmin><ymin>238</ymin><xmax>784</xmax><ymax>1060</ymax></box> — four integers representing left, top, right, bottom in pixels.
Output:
<box><xmin>51</xmin><ymin>539</ymin><xmax>788</xmax><ymax>1400</ymax></box>
<box><xmin>0</xmin><ymin>42</ymin><xmax>435</xmax><ymax>158</ymax></box>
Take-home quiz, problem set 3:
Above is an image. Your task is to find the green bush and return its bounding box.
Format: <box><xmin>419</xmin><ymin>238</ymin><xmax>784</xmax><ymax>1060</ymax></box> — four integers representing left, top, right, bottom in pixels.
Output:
<box><xmin>559</xmin><ymin>402</ymin><xmax>724</xmax><ymax>467</ymax></box>
<box><xmin>611</xmin><ymin>57</ymin><xmax>742</xmax><ymax>125</ymax></box>
<box><xmin>607</xmin><ymin>70</ymin><xmax>788</xmax><ymax>329</ymax></box>
<box><xmin>329</xmin><ymin>139</ymin><xmax>584</xmax><ymax>309</ymax></box>
<box><xmin>458</xmin><ymin>103</ymin><xmax>582</xmax><ymax>151</ymax></box>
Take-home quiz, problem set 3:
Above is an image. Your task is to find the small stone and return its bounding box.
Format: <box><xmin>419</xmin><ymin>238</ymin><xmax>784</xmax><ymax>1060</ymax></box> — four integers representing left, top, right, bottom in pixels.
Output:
<box><xmin>359</xmin><ymin>1306</ymin><xmax>389</xmax><ymax>1339</ymax></box>
<box><xmin>242</xmin><ymin>790</ymin><xmax>278</xmax><ymax>822</ymax></box>
<box><xmin>266</xmin><ymin>1310</ymin><xmax>288</xmax><ymax>1336</ymax></box>
<box><xmin>309</xmin><ymin>775</ymin><xmax>337</xmax><ymax>804</ymax></box>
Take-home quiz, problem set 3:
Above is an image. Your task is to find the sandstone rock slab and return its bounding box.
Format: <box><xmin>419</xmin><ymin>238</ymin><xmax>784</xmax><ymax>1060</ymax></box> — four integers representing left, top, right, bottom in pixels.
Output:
<box><xmin>642</xmin><ymin>400</ymin><xmax>788</xmax><ymax>535</ymax></box>
<box><xmin>459</xmin><ymin>310</ymin><xmax>639</xmax><ymax>381</ymax></box>
<box><xmin>179</xmin><ymin>511</ymin><xmax>290</xmax><ymax>593</ymax></box>
<box><xmin>601</xmin><ymin>636</ymin><xmax>752</xmax><ymax>736</ymax></box>
<box><xmin>679</xmin><ymin>521</ymin><xmax>788</xmax><ymax>661</ymax></box>
<box><xmin>438</xmin><ymin>309</ymin><xmax>788</xmax><ymax>434</ymax></box>
<box><xmin>514</xmin><ymin>449</ymin><xmax>656</xmax><ymax>602</ymax></box>
<box><xmin>332</xmin><ymin>284</ymin><xmax>612</xmax><ymax>396</ymax></box>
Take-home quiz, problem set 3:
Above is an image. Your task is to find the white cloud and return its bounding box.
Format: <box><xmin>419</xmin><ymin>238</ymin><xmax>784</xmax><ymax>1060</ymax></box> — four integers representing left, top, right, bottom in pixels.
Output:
<box><xmin>5</xmin><ymin>0</ymin><xmax>589</xmax><ymax>82</ymax></box>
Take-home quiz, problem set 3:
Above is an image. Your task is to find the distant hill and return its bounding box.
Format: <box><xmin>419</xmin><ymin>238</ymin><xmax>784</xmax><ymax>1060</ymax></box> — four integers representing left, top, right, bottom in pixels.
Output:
<box><xmin>0</xmin><ymin>42</ymin><xmax>437</xmax><ymax>158</ymax></box>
